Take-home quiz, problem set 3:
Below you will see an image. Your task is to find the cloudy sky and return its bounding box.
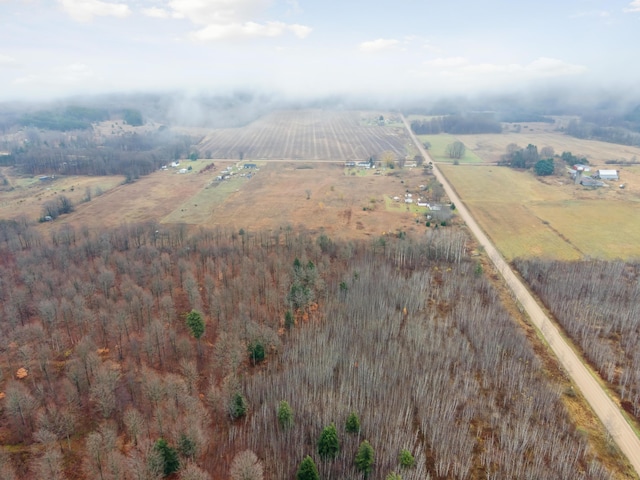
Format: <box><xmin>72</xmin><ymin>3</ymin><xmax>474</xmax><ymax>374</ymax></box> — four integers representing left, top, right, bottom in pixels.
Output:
<box><xmin>1</xmin><ymin>0</ymin><xmax>639</xmax><ymax>101</ymax></box>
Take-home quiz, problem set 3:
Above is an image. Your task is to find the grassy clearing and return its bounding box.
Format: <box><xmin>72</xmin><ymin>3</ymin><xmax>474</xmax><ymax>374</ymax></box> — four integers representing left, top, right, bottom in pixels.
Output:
<box><xmin>383</xmin><ymin>195</ymin><xmax>428</xmax><ymax>215</ymax></box>
<box><xmin>418</xmin><ymin>134</ymin><xmax>485</xmax><ymax>164</ymax></box>
<box><xmin>161</xmin><ymin>174</ymin><xmax>246</xmax><ymax>224</ymax></box>
<box><xmin>439</xmin><ymin>164</ymin><xmax>640</xmax><ymax>260</ymax></box>
<box><xmin>530</xmin><ymin>200</ymin><xmax>640</xmax><ymax>259</ymax></box>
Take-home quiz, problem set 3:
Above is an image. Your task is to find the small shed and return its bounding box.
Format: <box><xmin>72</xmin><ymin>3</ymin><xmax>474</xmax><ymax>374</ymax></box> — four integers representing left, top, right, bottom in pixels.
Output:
<box><xmin>596</xmin><ymin>169</ymin><xmax>619</xmax><ymax>180</ymax></box>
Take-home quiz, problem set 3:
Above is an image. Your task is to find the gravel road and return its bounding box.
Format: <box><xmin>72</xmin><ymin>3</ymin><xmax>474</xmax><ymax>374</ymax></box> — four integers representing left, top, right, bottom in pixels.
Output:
<box><xmin>403</xmin><ymin>116</ymin><xmax>640</xmax><ymax>475</ymax></box>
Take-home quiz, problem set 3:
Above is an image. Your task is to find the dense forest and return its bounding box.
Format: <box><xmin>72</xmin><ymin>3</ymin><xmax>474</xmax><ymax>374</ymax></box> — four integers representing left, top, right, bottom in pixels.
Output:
<box><xmin>565</xmin><ymin>120</ymin><xmax>640</xmax><ymax>147</ymax></box>
<box><xmin>515</xmin><ymin>259</ymin><xmax>640</xmax><ymax>421</ymax></box>
<box><xmin>4</xmin><ymin>127</ymin><xmax>195</xmax><ymax>178</ymax></box>
<box><xmin>0</xmin><ymin>222</ymin><xmax>625</xmax><ymax>479</ymax></box>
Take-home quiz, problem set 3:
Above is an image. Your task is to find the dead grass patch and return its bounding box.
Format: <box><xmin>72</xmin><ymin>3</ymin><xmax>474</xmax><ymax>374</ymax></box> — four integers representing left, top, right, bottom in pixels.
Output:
<box><xmin>440</xmin><ymin>164</ymin><xmax>640</xmax><ymax>260</ymax></box>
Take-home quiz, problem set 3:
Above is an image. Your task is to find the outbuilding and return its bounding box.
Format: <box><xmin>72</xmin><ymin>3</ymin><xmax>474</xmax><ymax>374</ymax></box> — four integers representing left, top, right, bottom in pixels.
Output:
<box><xmin>595</xmin><ymin>169</ymin><xmax>619</xmax><ymax>180</ymax></box>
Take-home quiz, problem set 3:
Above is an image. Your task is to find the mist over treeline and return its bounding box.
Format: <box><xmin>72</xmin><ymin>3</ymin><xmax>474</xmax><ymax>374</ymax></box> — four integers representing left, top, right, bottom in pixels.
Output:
<box><xmin>1</xmin><ymin>86</ymin><xmax>640</xmax><ymax>130</ymax></box>
<box><xmin>3</xmin><ymin>87</ymin><xmax>640</xmax><ymax>177</ymax></box>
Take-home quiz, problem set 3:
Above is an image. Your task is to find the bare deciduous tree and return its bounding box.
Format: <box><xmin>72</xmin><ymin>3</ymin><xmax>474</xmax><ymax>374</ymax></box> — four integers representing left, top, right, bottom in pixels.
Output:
<box><xmin>230</xmin><ymin>450</ymin><xmax>264</xmax><ymax>480</ymax></box>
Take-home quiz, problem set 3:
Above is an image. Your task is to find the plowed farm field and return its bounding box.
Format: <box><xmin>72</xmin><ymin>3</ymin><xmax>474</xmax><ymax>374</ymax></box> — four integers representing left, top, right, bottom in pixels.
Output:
<box><xmin>197</xmin><ymin>110</ymin><xmax>411</xmax><ymax>161</ymax></box>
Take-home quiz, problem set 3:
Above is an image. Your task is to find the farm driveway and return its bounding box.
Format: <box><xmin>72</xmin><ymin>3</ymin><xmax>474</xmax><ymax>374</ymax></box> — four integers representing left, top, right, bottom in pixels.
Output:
<box><xmin>402</xmin><ymin>116</ymin><xmax>640</xmax><ymax>475</ymax></box>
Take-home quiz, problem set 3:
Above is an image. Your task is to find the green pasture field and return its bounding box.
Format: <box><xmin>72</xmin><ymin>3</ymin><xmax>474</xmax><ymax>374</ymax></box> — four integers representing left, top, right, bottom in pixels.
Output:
<box><xmin>418</xmin><ymin>134</ymin><xmax>485</xmax><ymax>164</ymax></box>
<box><xmin>439</xmin><ymin>164</ymin><xmax>640</xmax><ymax>260</ymax></box>
<box><xmin>161</xmin><ymin>171</ymin><xmax>247</xmax><ymax>224</ymax></box>
<box><xmin>384</xmin><ymin>195</ymin><xmax>429</xmax><ymax>216</ymax></box>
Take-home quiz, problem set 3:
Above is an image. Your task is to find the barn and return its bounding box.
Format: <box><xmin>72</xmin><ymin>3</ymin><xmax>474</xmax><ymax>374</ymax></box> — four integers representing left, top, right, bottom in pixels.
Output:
<box><xmin>595</xmin><ymin>169</ymin><xmax>619</xmax><ymax>180</ymax></box>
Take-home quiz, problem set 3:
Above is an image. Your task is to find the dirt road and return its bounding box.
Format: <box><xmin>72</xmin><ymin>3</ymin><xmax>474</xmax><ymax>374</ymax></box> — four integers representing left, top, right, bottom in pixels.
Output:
<box><xmin>402</xmin><ymin>116</ymin><xmax>640</xmax><ymax>474</ymax></box>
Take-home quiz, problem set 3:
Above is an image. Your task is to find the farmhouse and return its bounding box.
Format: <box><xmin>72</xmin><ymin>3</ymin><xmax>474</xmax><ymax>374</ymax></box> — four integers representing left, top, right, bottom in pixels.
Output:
<box><xmin>595</xmin><ymin>169</ymin><xmax>619</xmax><ymax>180</ymax></box>
<box><xmin>243</xmin><ymin>163</ymin><xmax>257</xmax><ymax>169</ymax></box>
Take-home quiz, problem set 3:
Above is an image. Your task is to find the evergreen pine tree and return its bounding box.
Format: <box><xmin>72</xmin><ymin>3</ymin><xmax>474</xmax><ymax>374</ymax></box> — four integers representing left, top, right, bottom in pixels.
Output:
<box><xmin>296</xmin><ymin>456</ymin><xmax>320</xmax><ymax>480</ymax></box>
<box><xmin>345</xmin><ymin>411</ymin><xmax>360</xmax><ymax>434</ymax></box>
<box><xmin>355</xmin><ymin>440</ymin><xmax>375</xmax><ymax>477</ymax></box>
<box><xmin>317</xmin><ymin>423</ymin><xmax>339</xmax><ymax>459</ymax></box>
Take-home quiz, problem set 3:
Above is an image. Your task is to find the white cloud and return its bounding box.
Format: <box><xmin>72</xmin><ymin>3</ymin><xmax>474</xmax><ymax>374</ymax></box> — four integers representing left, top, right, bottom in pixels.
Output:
<box><xmin>142</xmin><ymin>6</ymin><xmax>170</xmax><ymax>18</ymax></box>
<box><xmin>14</xmin><ymin>63</ymin><xmax>95</xmax><ymax>85</ymax></box>
<box><xmin>416</xmin><ymin>57</ymin><xmax>587</xmax><ymax>93</ymax></box>
<box><xmin>570</xmin><ymin>10</ymin><xmax>611</xmax><ymax>18</ymax></box>
<box><xmin>359</xmin><ymin>38</ymin><xmax>400</xmax><ymax>53</ymax></box>
<box><xmin>425</xmin><ymin>57</ymin><xmax>469</xmax><ymax>68</ymax></box>
<box><xmin>159</xmin><ymin>0</ymin><xmax>311</xmax><ymax>41</ymax></box>
<box><xmin>526</xmin><ymin>57</ymin><xmax>587</xmax><ymax>76</ymax></box>
<box><xmin>191</xmin><ymin>21</ymin><xmax>310</xmax><ymax>41</ymax></box>
<box><xmin>0</xmin><ymin>54</ymin><xmax>19</xmax><ymax>68</ymax></box>
<box><xmin>57</xmin><ymin>0</ymin><xmax>131</xmax><ymax>22</ymax></box>
<box><xmin>624</xmin><ymin>1</ymin><xmax>640</xmax><ymax>13</ymax></box>
<box><xmin>425</xmin><ymin>56</ymin><xmax>585</xmax><ymax>79</ymax></box>
<box><xmin>167</xmin><ymin>0</ymin><xmax>269</xmax><ymax>24</ymax></box>
<box><xmin>56</xmin><ymin>63</ymin><xmax>95</xmax><ymax>82</ymax></box>
<box><xmin>421</xmin><ymin>43</ymin><xmax>443</xmax><ymax>54</ymax></box>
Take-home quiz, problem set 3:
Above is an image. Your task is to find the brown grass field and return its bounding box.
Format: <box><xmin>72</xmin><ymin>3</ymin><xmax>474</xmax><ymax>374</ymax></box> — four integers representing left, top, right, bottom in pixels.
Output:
<box><xmin>428</xmin><ymin>121</ymin><xmax>640</xmax><ymax>260</ymax></box>
<box><xmin>439</xmin><ymin>163</ymin><xmax>640</xmax><ymax>260</ymax></box>
<box><xmin>0</xmin><ymin>167</ymin><xmax>123</xmax><ymax>221</ymax></box>
<box><xmin>26</xmin><ymin>160</ymin><xmax>434</xmax><ymax>240</ymax></box>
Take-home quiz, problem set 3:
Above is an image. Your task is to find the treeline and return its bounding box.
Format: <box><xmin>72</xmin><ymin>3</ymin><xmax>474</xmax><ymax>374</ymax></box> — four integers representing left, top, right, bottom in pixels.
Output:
<box><xmin>11</xmin><ymin>129</ymin><xmax>194</xmax><ymax>177</ymax></box>
<box><xmin>565</xmin><ymin>119</ymin><xmax>640</xmax><ymax>146</ymax></box>
<box><xmin>515</xmin><ymin>259</ymin><xmax>640</xmax><ymax>421</ymax></box>
<box><xmin>0</xmin><ymin>223</ymin><xmax>626</xmax><ymax>479</ymax></box>
<box><xmin>410</xmin><ymin>114</ymin><xmax>502</xmax><ymax>135</ymax></box>
<box><xmin>496</xmin><ymin>111</ymin><xmax>555</xmax><ymax>123</ymax></box>
<box><xmin>18</xmin><ymin>106</ymin><xmax>143</xmax><ymax>131</ymax></box>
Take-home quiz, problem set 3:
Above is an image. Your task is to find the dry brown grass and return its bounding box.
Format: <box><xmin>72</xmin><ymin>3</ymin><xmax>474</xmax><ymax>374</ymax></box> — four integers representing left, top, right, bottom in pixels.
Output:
<box><xmin>0</xmin><ymin>168</ymin><xmax>123</xmax><ymax>221</ymax></box>
<box><xmin>183</xmin><ymin>162</ymin><xmax>428</xmax><ymax>238</ymax></box>
<box><xmin>439</xmin><ymin>163</ymin><xmax>640</xmax><ymax>260</ymax></box>
<box><xmin>43</xmin><ymin>161</ymin><xmax>432</xmax><ymax>241</ymax></box>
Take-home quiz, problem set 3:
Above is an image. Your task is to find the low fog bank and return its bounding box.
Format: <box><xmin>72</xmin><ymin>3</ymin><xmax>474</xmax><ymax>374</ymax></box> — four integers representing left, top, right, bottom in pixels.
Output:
<box><xmin>2</xmin><ymin>85</ymin><xmax>640</xmax><ymax>131</ymax></box>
